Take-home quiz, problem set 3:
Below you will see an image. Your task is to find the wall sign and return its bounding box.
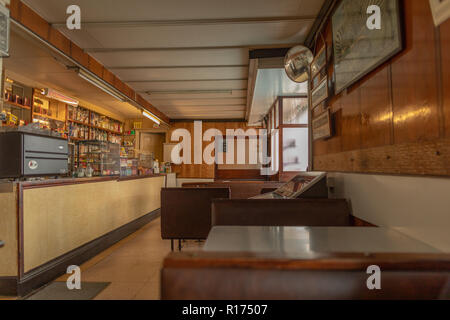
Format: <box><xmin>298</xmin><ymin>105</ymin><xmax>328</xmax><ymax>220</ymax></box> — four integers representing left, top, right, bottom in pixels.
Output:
<box><xmin>429</xmin><ymin>0</ymin><xmax>450</xmax><ymax>26</ymax></box>
<box><xmin>0</xmin><ymin>5</ymin><xmax>10</xmax><ymax>57</ymax></box>
<box><xmin>312</xmin><ymin>109</ymin><xmax>332</xmax><ymax>141</ymax></box>
<box><xmin>311</xmin><ymin>46</ymin><xmax>327</xmax><ymax>78</ymax></box>
<box><xmin>311</xmin><ymin>76</ymin><xmax>329</xmax><ymax>109</ymax></box>
<box><xmin>332</xmin><ymin>0</ymin><xmax>402</xmax><ymax>94</ymax></box>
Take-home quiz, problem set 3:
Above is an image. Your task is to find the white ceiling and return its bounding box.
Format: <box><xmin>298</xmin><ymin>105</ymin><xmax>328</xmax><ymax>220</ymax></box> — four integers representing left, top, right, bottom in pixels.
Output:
<box><xmin>249</xmin><ymin>68</ymin><xmax>308</xmax><ymax>124</ymax></box>
<box><xmin>21</xmin><ymin>0</ymin><xmax>325</xmax><ymax>120</ymax></box>
<box><xmin>5</xmin><ymin>28</ymin><xmax>142</xmax><ymax>120</ymax></box>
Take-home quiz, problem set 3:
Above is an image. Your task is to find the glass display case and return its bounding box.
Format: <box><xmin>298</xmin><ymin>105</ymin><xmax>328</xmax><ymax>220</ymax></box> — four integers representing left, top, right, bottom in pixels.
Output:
<box><xmin>75</xmin><ymin>140</ymin><xmax>120</xmax><ymax>177</ymax></box>
<box><xmin>120</xmin><ymin>157</ymin><xmax>138</xmax><ymax>177</ymax></box>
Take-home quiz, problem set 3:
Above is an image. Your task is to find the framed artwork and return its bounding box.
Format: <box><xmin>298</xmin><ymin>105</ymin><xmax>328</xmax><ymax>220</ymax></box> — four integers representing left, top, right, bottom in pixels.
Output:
<box><xmin>0</xmin><ymin>5</ymin><xmax>10</xmax><ymax>57</ymax></box>
<box><xmin>429</xmin><ymin>0</ymin><xmax>450</xmax><ymax>26</ymax></box>
<box><xmin>332</xmin><ymin>0</ymin><xmax>402</xmax><ymax>94</ymax></box>
<box><xmin>312</xmin><ymin>109</ymin><xmax>332</xmax><ymax>141</ymax></box>
<box><xmin>311</xmin><ymin>45</ymin><xmax>327</xmax><ymax>78</ymax></box>
<box><xmin>312</xmin><ymin>73</ymin><xmax>321</xmax><ymax>90</ymax></box>
<box><xmin>311</xmin><ymin>76</ymin><xmax>328</xmax><ymax>109</ymax></box>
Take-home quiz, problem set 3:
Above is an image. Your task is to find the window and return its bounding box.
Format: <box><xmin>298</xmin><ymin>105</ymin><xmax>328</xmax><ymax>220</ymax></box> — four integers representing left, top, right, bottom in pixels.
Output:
<box><xmin>283</xmin><ymin>98</ymin><xmax>308</xmax><ymax>125</ymax></box>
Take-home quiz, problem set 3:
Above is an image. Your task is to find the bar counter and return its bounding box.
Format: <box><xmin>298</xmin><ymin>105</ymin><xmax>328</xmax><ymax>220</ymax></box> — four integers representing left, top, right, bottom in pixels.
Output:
<box><xmin>0</xmin><ymin>174</ymin><xmax>165</xmax><ymax>296</ymax></box>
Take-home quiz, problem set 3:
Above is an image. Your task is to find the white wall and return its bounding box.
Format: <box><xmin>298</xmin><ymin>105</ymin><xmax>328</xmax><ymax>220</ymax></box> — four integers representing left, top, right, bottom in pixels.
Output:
<box><xmin>330</xmin><ymin>173</ymin><xmax>450</xmax><ymax>252</ymax></box>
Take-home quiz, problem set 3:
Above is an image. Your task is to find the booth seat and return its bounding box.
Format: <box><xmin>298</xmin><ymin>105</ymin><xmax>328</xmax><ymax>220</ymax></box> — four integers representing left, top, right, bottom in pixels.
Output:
<box><xmin>161</xmin><ymin>187</ymin><xmax>230</xmax><ymax>249</ymax></box>
<box><xmin>161</xmin><ymin>251</ymin><xmax>450</xmax><ymax>300</ymax></box>
<box><xmin>211</xmin><ymin>199</ymin><xmax>351</xmax><ymax>227</ymax></box>
<box><xmin>182</xmin><ymin>181</ymin><xmax>285</xmax><ymax>199</ymax></box>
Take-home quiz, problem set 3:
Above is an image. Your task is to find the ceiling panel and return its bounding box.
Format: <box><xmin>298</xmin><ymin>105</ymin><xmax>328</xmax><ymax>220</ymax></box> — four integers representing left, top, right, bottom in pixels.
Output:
<box><xmin>66</xmin><ymin>21</ymin><xmax>312</xmax><ymax>50</ymax></box>
<box><xmin>150</xmin><ymin>98</ymin><xmax>246</xmax><ymax>107</ymax></box>
<box><xmin>113</xmin><ymin>66</ymin><xmax>249</xmax><ymax>81</ymax></box>
<box><xmin>23</xmin><ymin>0</ymin><xmax>325</xmax><ymax>22</ymax></box>
<box><xmin>248</xmin><ymin>68</ymin><xmax>308</xmax><ymax>124</ymax></box>
<box><xmin>142</xmin><ymin>90</ymin><xmax>247</xmax><ymax>101</ymax></box>
<box><xmin>5</xmin><ymin>30</ymin><xmax>142</xmax><ymax>119</ymax></box>
<box><xmin>167</xmin><ymin>111</ymin><xmax>246</xmax><ymax>120</ymax></box>
<box><xmin>21</xmin><ymin>0</ymin><xmax>325</xmax><ymax>120</ymax></box>
<box><xmin>91</xmin><ymin>48</ymin><xmax>249</xmax><ymax>68</ymax></box>
<box><xmin>129</xmin><ymin>80</ymin><xmax>247</xmax><ymax>92</ymax></box>
<box><xmin>162</xmin><ymin>106</ymin><xmax>245</xmax><ymax>113</ymax></box>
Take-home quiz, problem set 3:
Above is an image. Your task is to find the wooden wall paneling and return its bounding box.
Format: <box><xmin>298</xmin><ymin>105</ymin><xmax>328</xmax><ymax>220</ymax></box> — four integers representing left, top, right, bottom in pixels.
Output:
<box><xmin>9</xmin><ymin>0</ymin><xmax>20</xmax><ymax>21</ymax></box>
<box><xmin>88</xmin><ymin>57</ymin><xmax>104</xmax><ymax>79</ymax></box>
<box><xmin>113</xmin><ymin>75</ymin><xmax>126</xmax><ymax>93</ymax></box>
<box><xmin>168</xmin><ymin>121</ymin><xmax>261</xmax><ymax>179</ymax></box>
<box><xmin>359</xmin><ymin>67</ymin><xmax>393</xmax><ymax>149</ymax></box>
<box><xmin>313</xmin><ymin>0</ymin><xmax>450</xmax><ymax>177</ymax></box>
<box><xmin>340</xmin><ymin>86</ymin><xmax>362</xmax><ymax>152</ymax></box>
<box><xmin>70</xmin><ymin>43</ymin><xmax>89</xmax><ymax>68</ymax></box>
<box><xmin>102</xmin><ymin>68</ymin><xmax>116</xmax><ymax>87</ymax></box>
<box><xmin>315</xmin><ymin>137</ymin><xmax>450</xmax><ymax>176</ymax></box>
<box><xmin>391</xmin><ymin>0</ymin><xmax>440</xmax><ymax>144</ymax></box>
<box><xmin>441</xmin><ymin>19</ymin><xmax>450</xmax><ymax>138</ymax></box>
<box><xmin>18</xmin><ymin>1</ymin><xmax>50</xmax><ymax>40</ymax></box>
<box><xmin>48</xmin><ymin>29</ymin><xmax>71</xmax><ymax>56</ymax></box>
<box><xmin>321</xmin><ymin>93</ymin><xmax>344</xmax><ymax>156</ymax></box>
<box><xmin>123</xmin><ymin>84</ymin><xmax>135</xmax><ymax>100</ymax></box>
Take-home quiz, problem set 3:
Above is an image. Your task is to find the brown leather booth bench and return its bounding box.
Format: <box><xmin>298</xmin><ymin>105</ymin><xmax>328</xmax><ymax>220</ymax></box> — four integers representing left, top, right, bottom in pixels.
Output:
<box><xmin>161</xmin><ymin>188</ymin><xmax>230</xmax><ymax>250</ymax></box>
<box><xmin>182</xmin><ymin>181</ymin><xmax>285</xmax><ymax>199</ymax></box>
<box><xmin>161</xmin><ymin>252</ymin><xmax>450</xmax><ymax>300</ymax></box>
<box><xmin>212</xmin><ymin>199</ymin><xmax>351</xmax><ymax>227</ymax></box>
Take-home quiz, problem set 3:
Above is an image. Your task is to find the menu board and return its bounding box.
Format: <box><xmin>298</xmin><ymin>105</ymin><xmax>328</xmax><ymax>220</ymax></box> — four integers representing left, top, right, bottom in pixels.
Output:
<box><xmin>251</xmin><ymin>172</ymin><xmax>327</xmax><ymax>199</ymax></box>
<box><xmin>273</xmin><ymin>175</ymin><xmax>317</xmax><ymax>198</ymax></box>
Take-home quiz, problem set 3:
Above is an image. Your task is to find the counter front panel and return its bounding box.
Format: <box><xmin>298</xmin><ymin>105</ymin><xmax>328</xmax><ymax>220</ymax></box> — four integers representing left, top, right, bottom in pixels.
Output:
<box><xmin>21</xmin><ymin>175</ymin><xmax>165</xmax><ymax>273</ymax></box>
<box><xmin>0</xmin><ymin>183</ymin><xmax>18</xmax><ymax>277</ymax></box>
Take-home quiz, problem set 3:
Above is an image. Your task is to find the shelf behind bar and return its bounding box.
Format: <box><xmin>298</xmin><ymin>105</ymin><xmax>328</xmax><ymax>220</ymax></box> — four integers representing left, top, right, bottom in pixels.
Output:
<box><xmin>3</xmin><ymin>100</ymin><xmax>32</xmax><ymax>110</ymax></box>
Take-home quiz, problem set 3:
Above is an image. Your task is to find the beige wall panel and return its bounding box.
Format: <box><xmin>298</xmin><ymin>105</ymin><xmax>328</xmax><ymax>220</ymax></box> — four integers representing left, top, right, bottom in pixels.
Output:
<box><xmin>22</xmin><ymin>177</ymin><xmax>164</xmax><ymax>272</ymax></box>
<box><xmin>331</xmin><ymin>173</ymin><xmax>450</xmax><ymax>252</ymax></box>
<box><xmin>0</xmin><ymin>183</ymin><xmax>18</xmax><ymax>277</ymax></box>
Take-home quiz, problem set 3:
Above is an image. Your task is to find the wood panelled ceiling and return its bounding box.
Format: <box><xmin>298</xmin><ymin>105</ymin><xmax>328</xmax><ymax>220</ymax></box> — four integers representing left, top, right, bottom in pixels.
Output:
<box><xmin>22</xmin><ymin>0</ymin><xmax>325</xmax><ymax>120</ymax></box>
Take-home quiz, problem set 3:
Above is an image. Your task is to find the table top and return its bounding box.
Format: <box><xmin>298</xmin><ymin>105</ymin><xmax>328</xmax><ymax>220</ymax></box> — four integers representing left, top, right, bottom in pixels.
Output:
<box><xmin>203</xmin><ymin>227</ymin><xmax>439</xmax><ymax>255</ymax></box>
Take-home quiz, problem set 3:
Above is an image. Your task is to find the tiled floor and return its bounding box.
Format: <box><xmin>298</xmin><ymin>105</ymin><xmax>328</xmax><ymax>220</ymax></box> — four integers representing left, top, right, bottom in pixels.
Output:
<box><xmin>57</xmin><ymin>217</ymin><xmax>203</xmax><ymax>300</ymax></box>
<box><xmin>1</xmin><ymin>217</ymin><xmax>203</xmax><ymax>300</ymax></box>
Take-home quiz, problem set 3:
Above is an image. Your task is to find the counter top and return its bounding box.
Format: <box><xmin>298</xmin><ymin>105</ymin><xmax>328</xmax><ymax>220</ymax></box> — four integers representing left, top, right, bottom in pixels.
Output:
<box><xmin>17</xmin><ymin>174</ymin><xmax>165</xmax><ymax>189</ymax></box>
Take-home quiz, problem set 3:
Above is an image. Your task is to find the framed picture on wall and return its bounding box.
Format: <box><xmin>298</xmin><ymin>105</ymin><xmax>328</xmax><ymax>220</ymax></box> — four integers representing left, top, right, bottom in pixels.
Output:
<box><xmin>312</xmin><ymin>109</ymin><xmax>332</xmax><ymax>141</ymax></box>
<box><xmin>311</xmin><ymin>45</ymin><xmax>327</xmax><ymax>78</ymax></box>
<box><xmin>311</xmin><ymin>76</ymin><xmax>328</xmax><ymax>109</ymax></box>
<box><xmin>332</xmin><ymin>0</ymin><xmax>403</xmax><ymax>94</ymax></box>
<box><xmin>429</xmin><ymin>0</ymin><xmax>450</xmax><ymax>26</ymax></box>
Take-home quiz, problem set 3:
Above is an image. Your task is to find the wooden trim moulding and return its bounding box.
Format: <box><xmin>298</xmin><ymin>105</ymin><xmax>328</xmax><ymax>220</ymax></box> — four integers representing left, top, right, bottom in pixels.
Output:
<box><xmin>0</xmin><ymin>277</ymin><xmax>18</xmax><ymax>296</ymax></box>
<box><xmin>163</xmin><ymin>251</ymin><xmax>450</xmax><ymax>271</ymax></box>
<box><xmin>314</xmin><ymin>138</ymin><xmax>450</xmax><ymax>177</ymax></box>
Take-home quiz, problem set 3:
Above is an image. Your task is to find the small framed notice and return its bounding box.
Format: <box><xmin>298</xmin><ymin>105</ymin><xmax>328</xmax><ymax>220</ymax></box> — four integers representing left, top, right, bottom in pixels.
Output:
<box><xmin>311</xmin><ymin>76</ymin><xmax>328</xmax><ymax>109</ymax></box>
<box><xmin>0</xmin><ymin>5</ymin><xmax>10</xmax><ymax>57</ymax></box>
<box><xmin>312</xmin><ymin>109</ymin><xmax>332</xmax><ymax>141</ymax></box>
<box><xmin>429</xmin><ymin>0</ymin><xmax>450</xmax><ymax>26</ymax></box>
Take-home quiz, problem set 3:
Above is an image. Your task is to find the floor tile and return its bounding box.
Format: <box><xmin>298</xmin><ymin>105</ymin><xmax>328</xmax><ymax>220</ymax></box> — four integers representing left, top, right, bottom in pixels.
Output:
<box><xmin>45</xmin><ymin>217</ymin><xmax>204</xmax><ymax>299</ymax></box>
<box><xmin>94</xmin><ymin>282</ymin><xmax>146</xmax><ymax>300</ymax></box>
<box><xmin>133</xmin><ymin>280</ymin><xmax>160</xmax><ymax>300</ymax></box>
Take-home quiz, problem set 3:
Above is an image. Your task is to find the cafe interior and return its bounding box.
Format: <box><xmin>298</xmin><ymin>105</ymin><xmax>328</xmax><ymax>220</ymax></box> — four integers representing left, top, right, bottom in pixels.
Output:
<box><xmin>1</xmin><ymin>0</ymin><xmax>450</xmax><ymax>300</ymax></box>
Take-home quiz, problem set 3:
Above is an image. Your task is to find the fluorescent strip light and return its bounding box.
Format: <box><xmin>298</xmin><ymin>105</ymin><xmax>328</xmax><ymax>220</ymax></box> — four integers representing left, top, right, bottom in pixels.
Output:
<box><xmin>78</xmin><ymin>69</ymin><xmax>127</xmax><ymax>102</ymax></box>
<box><xmin>43</xmin><ymin>88</ymin><xmax>79</xmax><ymax>106</ymax></box>
<box><xmin>142</xmin><ymin>110</ymin><xmax>161</xmax><ymax>125</ymax></box>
